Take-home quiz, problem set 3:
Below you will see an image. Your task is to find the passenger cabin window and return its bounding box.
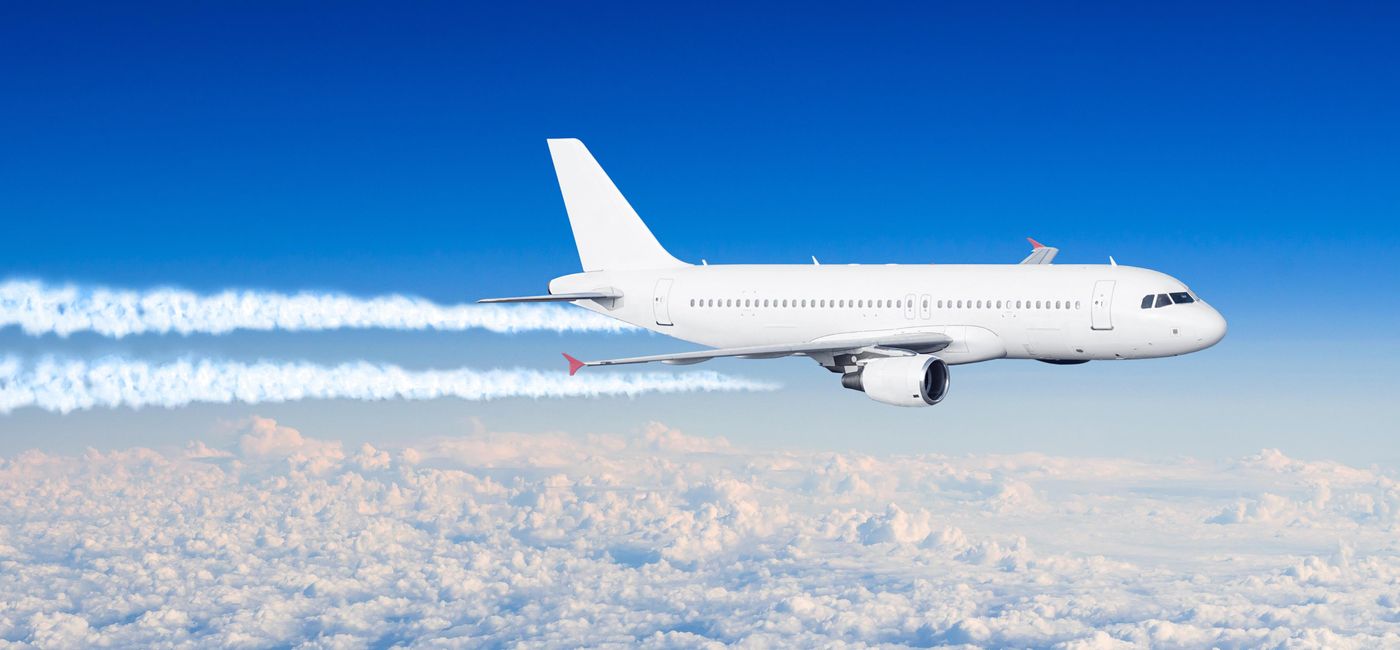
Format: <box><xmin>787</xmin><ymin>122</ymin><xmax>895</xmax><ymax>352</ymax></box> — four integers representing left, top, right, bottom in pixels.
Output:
<box><xmin>1170</xmin><ymin>292</ymin><xmax>1194</xmax><ymax>304</ymax></box>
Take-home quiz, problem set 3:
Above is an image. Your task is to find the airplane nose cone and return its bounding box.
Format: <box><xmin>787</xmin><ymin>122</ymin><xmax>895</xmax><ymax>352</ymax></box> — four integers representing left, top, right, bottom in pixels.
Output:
<box><xmin>1196</xmin><ymin>306</ymin><xmax>1227</xmax><ymax>349</ymax></box>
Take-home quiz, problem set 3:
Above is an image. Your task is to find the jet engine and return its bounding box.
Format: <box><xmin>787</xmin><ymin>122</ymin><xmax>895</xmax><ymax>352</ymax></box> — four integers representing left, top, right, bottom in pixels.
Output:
<box><xmin>840</xmin><ymin>354</ymin><xmax>950</xmax><ymax>407</ymax></box>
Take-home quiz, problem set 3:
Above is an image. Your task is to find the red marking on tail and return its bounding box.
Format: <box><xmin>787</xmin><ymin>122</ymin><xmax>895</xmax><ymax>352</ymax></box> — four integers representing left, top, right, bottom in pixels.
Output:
<box><xmin>563</xmin><ymin>353</ymin><xmax>585</xmax><ymax>376</ymax></box>
<box><xmin>1027</xmin><ymin>237</ymin><xmax>1045</xmax><ymax>249</ymax></box>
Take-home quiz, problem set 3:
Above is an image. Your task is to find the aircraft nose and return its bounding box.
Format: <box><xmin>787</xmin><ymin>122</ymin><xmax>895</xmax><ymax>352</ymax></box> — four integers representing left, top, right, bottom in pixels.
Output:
<box><xmin>1195</xmin><ymin>305</ymin><xmax>1227</xmax><ymax>349</ymax></box>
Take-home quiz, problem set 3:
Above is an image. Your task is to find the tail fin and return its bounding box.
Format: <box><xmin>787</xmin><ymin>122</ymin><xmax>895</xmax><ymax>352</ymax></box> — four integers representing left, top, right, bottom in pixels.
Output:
<box><xmin>547</xmin><ymin>138</ymin><xmax>686</xmax><ymax>271</ymax></box>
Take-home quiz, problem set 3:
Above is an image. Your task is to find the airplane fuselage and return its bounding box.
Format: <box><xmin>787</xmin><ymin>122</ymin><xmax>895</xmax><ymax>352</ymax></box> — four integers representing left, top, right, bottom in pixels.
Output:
<box><xmin>552</xmin><ymin>263</ymin><xmax>1227</xmax><ymax>366</ymax></box>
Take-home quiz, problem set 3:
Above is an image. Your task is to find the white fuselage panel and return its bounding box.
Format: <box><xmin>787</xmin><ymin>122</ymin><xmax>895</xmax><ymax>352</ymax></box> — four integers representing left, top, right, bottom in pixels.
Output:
<box><xmin>551</xmin><ymin>263</ymin><xmax>1225</xmax><ymax>363</ymax></box>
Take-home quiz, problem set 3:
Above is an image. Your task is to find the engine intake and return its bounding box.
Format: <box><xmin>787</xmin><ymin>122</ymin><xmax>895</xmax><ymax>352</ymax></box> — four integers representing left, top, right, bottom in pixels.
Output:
<box><xmin>841</xmin><ymin>355</ymin><xmax>950</xmax><ymax>407</ymax></box>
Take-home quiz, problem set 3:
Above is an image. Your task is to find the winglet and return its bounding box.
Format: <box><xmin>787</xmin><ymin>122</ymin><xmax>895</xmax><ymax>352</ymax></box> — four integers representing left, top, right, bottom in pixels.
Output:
<box><xmin>1019</xmin><ymin>238</ymin><xmax>1058</xmax><ymax>265</ymax></box>
<box><xmin>563</xmin><ymin>352</ymin><xmax>586</xmax><ymax>376</ymax></box>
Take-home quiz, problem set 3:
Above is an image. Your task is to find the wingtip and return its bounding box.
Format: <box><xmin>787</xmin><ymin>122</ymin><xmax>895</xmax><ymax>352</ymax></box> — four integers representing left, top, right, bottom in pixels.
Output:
<box><xmin>1027</xmin><ymin>237</ymin><xmax>1045</xmax><ymax>249</ymax></box>
<box><xmin>562</xmin><ymin>353</ymin><xmax>585</xmax><ymax>376</ymax></box>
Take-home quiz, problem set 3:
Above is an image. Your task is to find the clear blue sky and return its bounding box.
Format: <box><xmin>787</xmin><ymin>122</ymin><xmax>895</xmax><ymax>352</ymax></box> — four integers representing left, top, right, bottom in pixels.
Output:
<box><xmin>1</xmin><ymin>2</ymin><xmax>1396</xmax><ymax>461</ymax></box>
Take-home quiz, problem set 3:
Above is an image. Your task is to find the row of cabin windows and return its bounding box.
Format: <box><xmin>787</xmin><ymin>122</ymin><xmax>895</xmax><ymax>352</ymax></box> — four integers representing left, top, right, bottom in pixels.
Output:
<box><xmin>1140</xmin><ymin>292</ymin><xmax>1195</xmax><ymax>309</ymax></box>
<box><xmin>689</xmin><ymin>297</ymin><xmax>1083</xmax><ymax>310</ymax></box>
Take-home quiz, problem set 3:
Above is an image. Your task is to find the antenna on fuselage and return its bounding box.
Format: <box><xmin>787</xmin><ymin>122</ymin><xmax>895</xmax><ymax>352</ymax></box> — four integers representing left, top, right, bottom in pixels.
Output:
<box><xmin>1109</xmin><ymin>256</ymin><xmax>1118</xmax><ymax>266</ymax></box>
<box><xmin>811</xmin><ymin>256</ymin><xmax>821</xmax><ymax>265</ymax></box>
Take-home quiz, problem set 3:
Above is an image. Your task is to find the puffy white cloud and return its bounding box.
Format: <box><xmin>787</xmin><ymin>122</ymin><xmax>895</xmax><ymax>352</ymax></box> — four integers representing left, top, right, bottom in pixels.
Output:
<box><xmin>0</xmin><ymin>356</ymin><xmax>777</xmax><ymax>414</ymax></box>
<box><xmin>1</xmin><ymin>423</ymin><xmax>1398</xmax><ymax>648</ymax></box>
<box><xmin>0</xmin><ymin>279</ymin><xmax>635</xmax><ymax>338</ymax></box>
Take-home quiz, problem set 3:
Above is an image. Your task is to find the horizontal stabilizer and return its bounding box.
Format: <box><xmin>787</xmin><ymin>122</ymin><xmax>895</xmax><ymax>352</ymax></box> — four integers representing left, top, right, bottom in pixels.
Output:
<box><xmin>477</xmin><ymin>291</ymin><xmax>621</xmax><ymax>304</ymax></box>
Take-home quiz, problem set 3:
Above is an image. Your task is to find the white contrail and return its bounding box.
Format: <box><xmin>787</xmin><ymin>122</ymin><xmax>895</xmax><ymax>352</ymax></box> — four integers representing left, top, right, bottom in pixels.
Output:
<box><xmin>0</xmin><ymin>280</ymin><xmax>636</xmax><ymax>338</ymax></box>
<box><xmin>0</xmin><ymin>357</ymin><xmax>778</xmax><ymax>414</ymax></box>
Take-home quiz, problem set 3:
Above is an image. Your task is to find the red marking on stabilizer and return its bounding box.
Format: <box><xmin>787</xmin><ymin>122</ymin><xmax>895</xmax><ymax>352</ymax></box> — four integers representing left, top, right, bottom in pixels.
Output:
<box><xmin>1027</xmin><ymin>237</ymin><xmax>1045</xmax><ymax>249</ymax></box>
<box><xmin>563</xmin><ymin>353</ymin><xmax>585</xmax><ymax>376</ymax></box>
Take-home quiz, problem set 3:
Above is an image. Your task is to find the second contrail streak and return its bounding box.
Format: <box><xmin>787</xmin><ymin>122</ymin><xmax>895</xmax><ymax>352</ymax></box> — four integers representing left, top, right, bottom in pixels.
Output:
<box><xmin>0</xmin><ymin>357</ymin><xmax>778</xmax><ymax>414</ymax></box>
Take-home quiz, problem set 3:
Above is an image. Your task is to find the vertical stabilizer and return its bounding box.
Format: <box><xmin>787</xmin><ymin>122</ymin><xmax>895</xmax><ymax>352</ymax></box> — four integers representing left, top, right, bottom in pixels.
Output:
<box><xmin>547</xmin><ymin>138</ymin><xmax>686</xmax><ymax>271</ymax></box>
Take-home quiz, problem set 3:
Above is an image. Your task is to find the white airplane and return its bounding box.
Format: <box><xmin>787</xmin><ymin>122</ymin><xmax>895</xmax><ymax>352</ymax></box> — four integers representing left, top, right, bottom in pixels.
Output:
<box><xmin>482</xmin><ymin>139</ymin><xmax>1227</xmax><ymax>407</ymax></box>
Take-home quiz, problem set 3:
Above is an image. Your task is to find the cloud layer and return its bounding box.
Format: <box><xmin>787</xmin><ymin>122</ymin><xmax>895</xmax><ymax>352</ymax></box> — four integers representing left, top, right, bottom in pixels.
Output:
<box><xmin>1</xmin><ymin>420</ymin><xmax>1398</xmax><ymax>648</ymax></box>
<box><xmin>0</xmin><ymin>357</ymin><xmax>776</xmax><ymax>413</ymax></box>
<box><xmin>0</xmin><ymin>280</ymin><xmax>634</xmax><ymax>338</ymax></box>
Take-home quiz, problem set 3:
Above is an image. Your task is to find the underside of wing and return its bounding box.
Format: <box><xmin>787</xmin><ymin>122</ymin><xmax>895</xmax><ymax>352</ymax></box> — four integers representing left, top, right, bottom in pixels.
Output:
<box><xmin>563</xmin><ymin>332</ymin><xmax>953</xmax><ymax>375</ymax></box>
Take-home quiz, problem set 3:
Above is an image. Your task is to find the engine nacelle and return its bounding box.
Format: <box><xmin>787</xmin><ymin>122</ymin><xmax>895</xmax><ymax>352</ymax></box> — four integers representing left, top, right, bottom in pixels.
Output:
<box><xmin>840</xmin><ymin>355</ymin><xmax>950</xmax><ymax>407</ymax></box>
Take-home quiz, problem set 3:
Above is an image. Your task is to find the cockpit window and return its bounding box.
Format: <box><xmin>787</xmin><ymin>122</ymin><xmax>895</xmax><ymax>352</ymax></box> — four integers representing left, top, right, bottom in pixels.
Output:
<box><xmin>1143</xmin><ymin>291</ymin><xmax>1200</xmax><ymax>309</ymax></box>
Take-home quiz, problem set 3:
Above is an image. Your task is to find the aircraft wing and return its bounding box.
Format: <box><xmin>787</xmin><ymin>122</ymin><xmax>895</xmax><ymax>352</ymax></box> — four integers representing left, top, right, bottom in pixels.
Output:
<box><xmin>1019</xmin><ymin>237</ymin><xmax>1059</xmax><ymax>265</ymax></box>
<box><xmin>563</xmin><ymin>332</ymin><xmax>953</xmax><ymax>375</ymax></box>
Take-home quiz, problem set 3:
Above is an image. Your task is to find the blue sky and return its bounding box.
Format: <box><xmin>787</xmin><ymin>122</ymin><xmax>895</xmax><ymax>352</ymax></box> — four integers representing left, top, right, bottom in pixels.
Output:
<box><xmin>1</xmin><ymin>2</ymin><xmax>1397</xmax><ymax>461</ymax></box>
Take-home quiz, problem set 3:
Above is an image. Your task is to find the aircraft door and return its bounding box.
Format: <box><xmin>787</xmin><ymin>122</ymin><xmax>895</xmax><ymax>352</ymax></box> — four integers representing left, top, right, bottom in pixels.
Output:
<box><xmin>904</xmin><ymin>293</ymin><xmax>916</xmax><ymax>320</ymax></box>
<box><xmin>1091</xmin><ymin>280</ymin><xmax>1115</xmax><ymax>330</ymax></box>
<box><xmin>653</xmin><ymin>278</ymin><xmax>674</xmax><ymax>326</ymax></box>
